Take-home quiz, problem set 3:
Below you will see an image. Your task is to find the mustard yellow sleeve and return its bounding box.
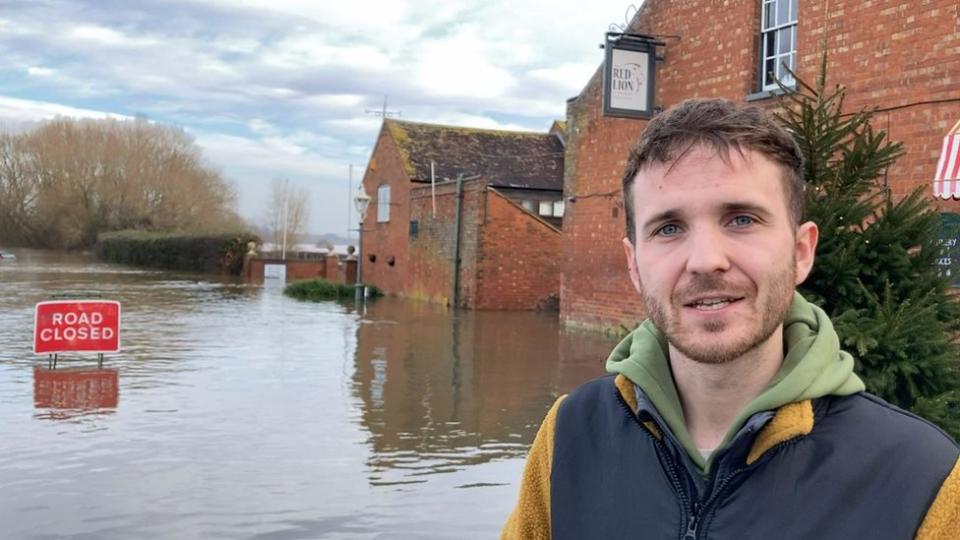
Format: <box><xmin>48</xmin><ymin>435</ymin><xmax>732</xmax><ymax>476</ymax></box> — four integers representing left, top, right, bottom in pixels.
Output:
<box><xmin>917</xmin><ymin>454</ymin><xmax>960</xmax><ymax>539</ymax></box>
<box><xmin>501</xmin><ymin>395</ymin><xmax>567</xmax><ymax>540</ymax></box>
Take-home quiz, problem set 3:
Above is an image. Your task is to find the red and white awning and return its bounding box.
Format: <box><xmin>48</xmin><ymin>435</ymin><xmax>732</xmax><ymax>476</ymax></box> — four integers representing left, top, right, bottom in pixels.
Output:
<box><xmin>934</xmin><ymin>120</ymin><xmax>960</xmax><ymax>199</ymax></box>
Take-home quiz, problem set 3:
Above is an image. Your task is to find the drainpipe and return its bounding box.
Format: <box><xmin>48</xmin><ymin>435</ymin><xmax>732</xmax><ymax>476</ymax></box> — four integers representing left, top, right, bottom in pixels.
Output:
<box><xmin>451</xmin><ymin>173</ymin><xmax>464</xmax><ymax>307</ymax></box>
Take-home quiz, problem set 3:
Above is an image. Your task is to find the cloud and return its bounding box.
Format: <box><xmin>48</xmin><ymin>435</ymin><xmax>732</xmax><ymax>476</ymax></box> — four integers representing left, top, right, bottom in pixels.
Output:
<box><xmin>0</xmin><ymin>96</ymin><xmax>127</xmax><ymax>126</ymax></box>
<box><xmin>69</xmin><ymin>25</ymin><xmax>133</xmax><ymax>45</ymax></box>
<box><xmin>0</xmin><ymin>0</ymin><xmax>640</xmax><ymax>233</ymax></box>
<box><xmin>26</xmin><ymin>66</ymin><xmax>55</xmax><ymax>77</ymax></box>
<box><xmin>411</xmin><ymin>28</ymin><xmax>516</xmax><ymax>99</ymax></box>
<box><xmin>194</xmin><ymin>131</ymin><xmax>345</xmax><ymax>179</ymax></box>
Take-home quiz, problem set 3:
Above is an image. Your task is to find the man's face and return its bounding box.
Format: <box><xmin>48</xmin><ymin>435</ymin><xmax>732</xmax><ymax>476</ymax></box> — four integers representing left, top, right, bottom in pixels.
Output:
<box><xmin>622</xmin><ymin>146</ymin><xmax>818</xmax><ymax>364</ymax></box>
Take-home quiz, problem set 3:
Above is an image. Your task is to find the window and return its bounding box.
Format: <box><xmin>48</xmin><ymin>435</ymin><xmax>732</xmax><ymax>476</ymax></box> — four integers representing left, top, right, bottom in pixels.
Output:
<box><xmin>538</xmin><ymin>200</ymin><xmax>565</xmax><ymax>218</ymax></box>
<box><xmin>522</xmin><ymin>200</ymin><xmax>535</xmax><ymax>212</ymax></box>
<box><xmin>552</xmin><ymin>200</ymin><xmax>565</xmax><ymax>218</ymax></box>
<box><xmin>760</xmin><ymin>0</ymin><xmax>798</xmax><ymax>91</ymax></box>
<box><xmin>409</xmin><ymin>220</ymin><xmax>419</xmax><ymax>239</ymax></box>
<box><xmin>538</xmin><ymin>201</ymin><xmax>552</xmax><ymax>216</ymax></box>
<box><xmin>377</xmin><ymin>185</ymin><xmax>390</xmax><ymax>223</ymax></box>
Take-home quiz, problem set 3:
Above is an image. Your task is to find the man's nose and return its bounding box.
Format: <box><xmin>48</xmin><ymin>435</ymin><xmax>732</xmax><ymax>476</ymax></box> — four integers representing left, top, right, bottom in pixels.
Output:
<box><xmin>684</xmin><ymin>227</ymin><xmax>731</xmax><ymax>274</ymax></box>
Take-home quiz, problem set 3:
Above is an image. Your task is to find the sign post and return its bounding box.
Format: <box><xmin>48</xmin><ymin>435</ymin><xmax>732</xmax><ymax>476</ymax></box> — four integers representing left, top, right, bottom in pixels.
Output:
<box><xmin>34</xmin><ymin>300</ymin><xmax>121</xmax><ymax>368</ymax></box>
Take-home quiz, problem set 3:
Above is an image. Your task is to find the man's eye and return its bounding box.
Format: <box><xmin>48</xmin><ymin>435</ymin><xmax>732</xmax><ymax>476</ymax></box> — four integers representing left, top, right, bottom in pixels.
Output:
<box><xmin>730</xmin><ymin>215</ymin><xmax>755</xmax><ymax>227</ymax></box>
<box><xmin>656</xmin><ymin>224</ymin><xmax>681</xmax><ymax>236</ymax></box>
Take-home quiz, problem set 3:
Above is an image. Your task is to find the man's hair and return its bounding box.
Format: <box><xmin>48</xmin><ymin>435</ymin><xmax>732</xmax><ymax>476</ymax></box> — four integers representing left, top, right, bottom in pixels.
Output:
<box><xmin>622</xmin><ymin>98</ymin><xmax>804</xmax><ymax>242</ymax></box>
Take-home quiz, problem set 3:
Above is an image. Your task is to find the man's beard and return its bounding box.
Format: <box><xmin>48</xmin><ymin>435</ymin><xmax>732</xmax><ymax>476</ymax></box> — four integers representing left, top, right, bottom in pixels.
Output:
<box><xmin>640</xmin><ymin>264</ymin><xmax>795</xmax><ymax>365</ymax></box>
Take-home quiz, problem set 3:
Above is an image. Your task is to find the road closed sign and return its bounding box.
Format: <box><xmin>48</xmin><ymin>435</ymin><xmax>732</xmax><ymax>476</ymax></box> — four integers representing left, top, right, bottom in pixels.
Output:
<box><xmin>34</xmin><ymin>300</ymin><xmax>121</xmax><ymax>354</ymax></box>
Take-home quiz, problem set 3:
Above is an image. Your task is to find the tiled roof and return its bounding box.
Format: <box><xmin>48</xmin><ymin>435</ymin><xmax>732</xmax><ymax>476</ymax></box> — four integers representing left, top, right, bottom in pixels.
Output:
<box><xmin>384</xmin><ymin>119</ymin><xmax>564</xmax><ymax>191</ymax></box>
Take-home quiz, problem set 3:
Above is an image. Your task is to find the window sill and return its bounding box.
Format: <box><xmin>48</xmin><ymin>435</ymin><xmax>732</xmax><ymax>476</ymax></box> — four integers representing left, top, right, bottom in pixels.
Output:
<box><xmin>745</xmin><ymin>85</ymin><xmax>795</xmax><ymax>102</ymax></box>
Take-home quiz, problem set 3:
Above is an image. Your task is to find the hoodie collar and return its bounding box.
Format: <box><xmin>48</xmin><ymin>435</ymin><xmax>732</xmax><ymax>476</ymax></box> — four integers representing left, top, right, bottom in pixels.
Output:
<box><xmin>607</xmin><ymin>292</ymin><xmax>864</xmax><ymax>472</ymax></box>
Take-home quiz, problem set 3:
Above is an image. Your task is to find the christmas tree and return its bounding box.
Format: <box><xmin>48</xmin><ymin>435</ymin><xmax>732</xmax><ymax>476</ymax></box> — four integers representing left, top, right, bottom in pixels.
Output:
<box><xmin>777</xmin><ymin>54</ymin><xmax>960</xmax><ymax>438</ymax></box>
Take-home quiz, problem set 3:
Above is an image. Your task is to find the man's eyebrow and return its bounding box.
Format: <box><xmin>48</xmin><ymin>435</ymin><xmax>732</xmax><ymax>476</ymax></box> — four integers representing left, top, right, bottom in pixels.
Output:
<box><xmin>720</xmin><ymin>201</ymin><xmax>773</xmax><ymax>217</ymax></box>
<box><xmin>641</xmin><ymin>209</ymin><xmax>682</xmax><ymax>230</ymax></box>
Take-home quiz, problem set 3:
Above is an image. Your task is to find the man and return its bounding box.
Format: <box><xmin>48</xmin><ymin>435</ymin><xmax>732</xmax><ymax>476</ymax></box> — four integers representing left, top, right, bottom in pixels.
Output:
<box><xmin>502</xmin><ymin>99</ymin><xmax>960</xmax><ymax>539</ymax></box>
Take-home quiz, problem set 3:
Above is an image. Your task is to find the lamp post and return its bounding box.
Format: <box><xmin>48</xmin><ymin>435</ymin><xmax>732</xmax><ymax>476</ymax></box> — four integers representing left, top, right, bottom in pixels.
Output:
<box><xmin>353</xmin><ymin>184</ymin><xmax>371</xmax><ymax>303</ymax></box>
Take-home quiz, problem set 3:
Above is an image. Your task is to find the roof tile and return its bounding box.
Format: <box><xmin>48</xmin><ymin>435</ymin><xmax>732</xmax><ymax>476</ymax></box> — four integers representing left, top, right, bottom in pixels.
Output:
<box><xmin>385</xmin><ymin>119</ymin><xmax>564</xmax><ymax>191</ymax></box>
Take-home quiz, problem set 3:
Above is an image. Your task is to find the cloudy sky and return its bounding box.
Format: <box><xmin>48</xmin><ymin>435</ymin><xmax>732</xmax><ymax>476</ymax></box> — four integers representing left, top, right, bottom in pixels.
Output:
<box><xmin>0</xmin><ymin>0</ymin><xmax>640</xmax><ymax>237</ymax></box>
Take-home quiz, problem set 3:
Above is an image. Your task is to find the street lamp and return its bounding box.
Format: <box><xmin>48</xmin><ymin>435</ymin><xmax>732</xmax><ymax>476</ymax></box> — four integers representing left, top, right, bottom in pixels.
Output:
<box><xmin>353</xmin><ymin>184</ymin><xmax>371</xmax><ymax>303</ymax></box>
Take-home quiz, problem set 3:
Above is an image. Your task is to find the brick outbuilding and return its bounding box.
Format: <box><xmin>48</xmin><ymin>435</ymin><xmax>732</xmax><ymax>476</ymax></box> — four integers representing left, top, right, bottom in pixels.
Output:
<box><xmin>560</xmin><ymin>0</ymin><xmax>960</xmax><ymax>332</ymax></box>
<box><xmin>360</xmin><ymin>119</ymin><xmax>565</xmax><ymax>309</ymax></box>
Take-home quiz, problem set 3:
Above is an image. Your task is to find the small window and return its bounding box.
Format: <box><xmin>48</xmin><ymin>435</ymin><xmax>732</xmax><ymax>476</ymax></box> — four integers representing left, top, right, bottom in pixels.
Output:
<box><xmin>522</xmin><ymin>200</ymin><xmax>535</xmax><ymax>212</ymax></box>
<box><xmin>377</xmin><ymin>185</ymin><xmax>390</xmax><ymax>223</ymax></box>
<box><xmin>409</xmin><ymin>220</ymin><xmax>419</xmax><ymax>238</ymax></box>
<box><xmin>552</xmin><ymin>201</ymin><xmax>565</xmax><ymax>218</ymax></box>
<box><xmin>538</xmin><ymin>201</ymin><xmax>552</xmax><ymax>216</ymax></box>
<box><xmin>760</xmin><ymin>0</ymin><xmax>797</xmax><ymax>91</ymax></box>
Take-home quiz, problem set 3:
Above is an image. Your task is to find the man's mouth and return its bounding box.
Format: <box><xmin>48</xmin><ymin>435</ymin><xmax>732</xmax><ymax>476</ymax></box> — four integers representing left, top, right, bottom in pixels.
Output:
<box><xmin>684</xmin><ymin>297</ymin><xmax>743</xmax><ymax>311</ymax></box>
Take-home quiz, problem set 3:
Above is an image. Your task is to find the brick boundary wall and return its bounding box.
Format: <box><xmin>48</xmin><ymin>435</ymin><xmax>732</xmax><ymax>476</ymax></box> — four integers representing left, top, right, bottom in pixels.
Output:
<box><xmin>246</xmin><ymin>257</ymin><xmax>352</xmax><ymax>283</ymax></box>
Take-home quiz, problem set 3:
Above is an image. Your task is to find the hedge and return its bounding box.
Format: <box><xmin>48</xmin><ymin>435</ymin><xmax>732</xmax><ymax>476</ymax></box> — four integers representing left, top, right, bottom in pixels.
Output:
<box><xmin>94</xmin><ymin>230</ymin><xmax>258</xmax><ymax>275</ymax></box>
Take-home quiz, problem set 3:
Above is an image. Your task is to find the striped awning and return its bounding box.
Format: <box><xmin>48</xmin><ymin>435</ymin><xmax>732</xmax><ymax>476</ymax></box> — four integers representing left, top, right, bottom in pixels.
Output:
<box><xmin>934</xmin><ymin>120</ymin><xmax>960</xmax><ymax>199</ymax></box>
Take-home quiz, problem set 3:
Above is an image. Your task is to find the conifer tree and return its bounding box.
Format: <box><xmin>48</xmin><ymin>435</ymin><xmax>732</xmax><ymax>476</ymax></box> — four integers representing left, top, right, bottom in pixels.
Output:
<box><xmin>777</xmin><ymin>54</ymin><xmax>960</xmax><ymax>439</ymax></box>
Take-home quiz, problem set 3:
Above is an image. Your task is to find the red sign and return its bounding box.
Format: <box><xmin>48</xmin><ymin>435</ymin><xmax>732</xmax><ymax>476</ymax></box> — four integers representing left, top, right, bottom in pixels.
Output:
<box><xmin>34</xmin><ymin>300</ymin><xmax>121</xmax><ymax>354</ymax></box>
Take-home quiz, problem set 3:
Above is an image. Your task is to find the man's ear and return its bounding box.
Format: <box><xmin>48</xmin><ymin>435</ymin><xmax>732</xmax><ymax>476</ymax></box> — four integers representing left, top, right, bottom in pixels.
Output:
<box><xmin>794</xmin><ymin>221</ymin><xmax>819</xmax><ymax>284</ymax></box>
<box><xmin>622</xmin><ymin>237</ymin><xmax>642</xmax><ymax>293</ymax></box>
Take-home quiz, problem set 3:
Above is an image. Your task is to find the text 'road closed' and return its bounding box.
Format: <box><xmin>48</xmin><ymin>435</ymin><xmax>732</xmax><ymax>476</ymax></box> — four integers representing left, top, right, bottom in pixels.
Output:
<box><xmin>34</xmin><ymin>301</ymin><xmax>121</xmax><ymax>354</ymax></box>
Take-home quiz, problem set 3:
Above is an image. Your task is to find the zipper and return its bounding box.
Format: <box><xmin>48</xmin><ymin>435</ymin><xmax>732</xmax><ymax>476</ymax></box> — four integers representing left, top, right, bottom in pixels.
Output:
<box><xmin>615</xmin><ymin>383</ymin><xmax>810</xmax><ymax>540</ymax></box>
<box><xmin>683</xmin><ymin>501</ymin><xmax>701</xmax><ymax>540</ymax></box>
<box><xmin>617</xmin><ymin>391</ymin><xmax>752</xmax><ymax>540</ymax></box>
<box><xmin>615</xmin><ymin>389</ymin><xmax>696</xmax><ymax>540</ymax></box>
<box><xmin>683</xmin><ymin>437</ymin><xmax>803</xmax><ymax>539</ymax></box>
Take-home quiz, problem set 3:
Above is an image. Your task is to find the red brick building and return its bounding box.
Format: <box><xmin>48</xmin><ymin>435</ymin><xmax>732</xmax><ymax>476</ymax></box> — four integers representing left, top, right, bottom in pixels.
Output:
<box><xmin>360</xmin><ymin>119</ymin><xmax>565</xmax><ymax>309</ymax></box>
<box><xmin>560</xmin><ymin>0</ymin><xmax>960</xmax><ymax>331</ymax></box>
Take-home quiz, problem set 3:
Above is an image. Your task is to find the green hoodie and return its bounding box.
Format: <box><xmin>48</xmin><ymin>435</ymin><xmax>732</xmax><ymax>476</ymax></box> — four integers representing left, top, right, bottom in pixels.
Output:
<box><xmin>606</xmin><ymin>292</ymin><xmax>864</xmax><ymax>474</ymax></box>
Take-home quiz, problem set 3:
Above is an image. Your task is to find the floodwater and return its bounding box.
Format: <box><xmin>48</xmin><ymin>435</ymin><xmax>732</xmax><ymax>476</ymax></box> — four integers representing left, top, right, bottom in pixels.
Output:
<box><xmin>0</xmin><ymin>249</ymin><xmax>617</xmax><ymax>539</ymax></box>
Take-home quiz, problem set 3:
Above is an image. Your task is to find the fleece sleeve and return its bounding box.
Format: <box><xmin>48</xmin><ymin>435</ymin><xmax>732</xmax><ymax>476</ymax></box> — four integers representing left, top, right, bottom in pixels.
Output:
<box><xmin>500</xmin><ymin>395</ymin><xmax>567</xmax><ymax>540</ymax></box>
<box><xmin>917</xmin><ymin>454</ymin><xmax>960</xmax><ymax>539</ymax></box>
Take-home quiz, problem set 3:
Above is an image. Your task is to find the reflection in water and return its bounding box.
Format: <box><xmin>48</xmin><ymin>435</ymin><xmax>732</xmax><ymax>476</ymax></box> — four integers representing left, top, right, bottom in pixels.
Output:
<box><xmin>34</xmin><ymin>366</ymin><xmax>119</xmax><ymax>420</ymax></box>
<box><xmin>352</xmin><ymin>299</ymin><xmax>612</xmax><ymax>487</ymax></box>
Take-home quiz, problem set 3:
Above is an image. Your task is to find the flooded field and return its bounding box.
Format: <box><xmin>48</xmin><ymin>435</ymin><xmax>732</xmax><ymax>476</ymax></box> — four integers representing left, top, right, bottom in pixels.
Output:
<box><xmin>0</xmin><ymin>249</ymin><xmax>616</xmax><ymax>539</ymax></box>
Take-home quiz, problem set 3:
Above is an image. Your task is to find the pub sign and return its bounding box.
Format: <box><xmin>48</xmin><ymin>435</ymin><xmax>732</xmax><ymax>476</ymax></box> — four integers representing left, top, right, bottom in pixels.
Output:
<box><xmin>603</xmin><ymin>33</ymin><xmax>659</xmax><ymax>119</ymax></box>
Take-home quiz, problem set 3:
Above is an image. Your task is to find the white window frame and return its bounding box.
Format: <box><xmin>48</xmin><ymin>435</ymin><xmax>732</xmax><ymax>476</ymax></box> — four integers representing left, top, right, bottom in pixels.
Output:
<box><xmin>538</xmin><ymin>201</ymin><xmax>553</xmax><ymax>217</ymax></box>
<box><xmin>760</xmin><ymin>0</ymin><xmax>798</xmax><ymax>91</ymax></box>
<box><xmin>552</xmin><ymin>200</ymin><xmax>565</xmax><ymax>218</ymax></box>
<box><xmin>377</xmin><ymin>184</ymin><xmax>390</xmax><ymax>223</ymax></box>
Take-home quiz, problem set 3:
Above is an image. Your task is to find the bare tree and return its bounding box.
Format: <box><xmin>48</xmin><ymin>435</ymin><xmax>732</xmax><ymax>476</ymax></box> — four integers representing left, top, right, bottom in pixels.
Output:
<box><xmin>0</xmin><ymin>116</ymin><xmax>245</xmax><ymax>248</ymax></box>
<box><xmin>263</xmin><ymin>178</ymin><xmax>310</xmax><ymax>258</ymax></box>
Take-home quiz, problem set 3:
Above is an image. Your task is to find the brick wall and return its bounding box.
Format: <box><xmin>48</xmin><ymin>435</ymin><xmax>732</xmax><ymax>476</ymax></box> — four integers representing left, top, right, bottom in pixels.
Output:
<box><xmin>245</xmin><ymin>257</ymin><xmax>329</xmax><ymax>282</ymax></box>
<box><xmin>408</xmin><ymin>179</ymin><xmax>485</xmax><ymax>306</ymax></box>
<box><xmin>407</xmin><ymin>180</ymin><xmax>561</xmax><ymax>309</ymax></box>
<box><xmin>361</xmin><ymin>126</ymin><xmax>414</xmax><ymax>295</ymax></box>
<box><xmin>561</xmin><ymin>0</ymin><xmax>960</xmax><ymax>331</ymax></box>
<box><xmin>801</xmin><ymin>0</ymin><xmax>960</xmax><ymax>205</ymax></box>
<box><xmin>475</xmin><ymin>189</ymin><xmax>561</xmax><ymax>310</ymax></box>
